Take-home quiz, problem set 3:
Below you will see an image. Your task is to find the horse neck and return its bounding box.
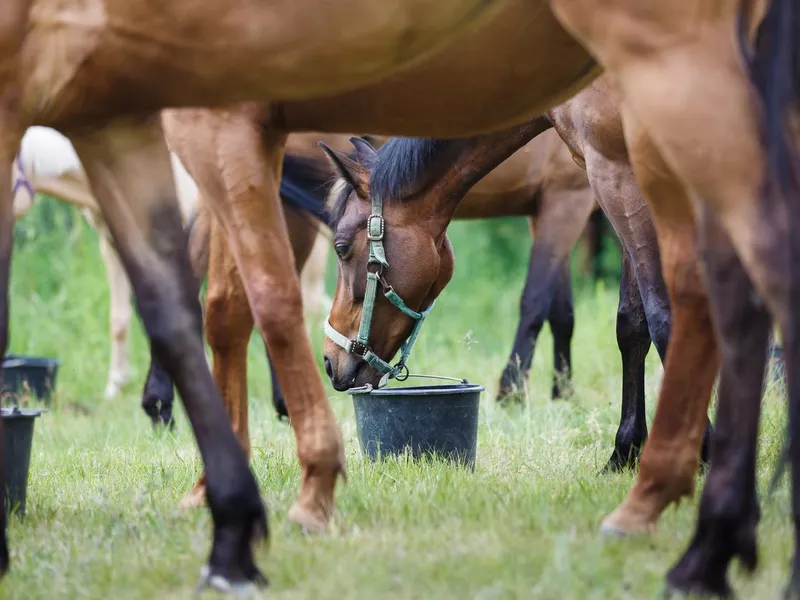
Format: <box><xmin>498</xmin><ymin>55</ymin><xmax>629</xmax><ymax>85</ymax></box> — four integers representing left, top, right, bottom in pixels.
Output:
<box><xmin>422</xmin><ymin>115</ymin><xmax>553</xmax><ymax>229</ymax></box>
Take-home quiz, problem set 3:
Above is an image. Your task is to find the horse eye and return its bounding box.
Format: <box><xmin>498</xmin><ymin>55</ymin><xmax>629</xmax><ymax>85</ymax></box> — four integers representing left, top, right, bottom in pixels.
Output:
<box><xmin>334</xmin><ymin>242</ymin><xmax>351</xmax><ymax>259</ymax></box>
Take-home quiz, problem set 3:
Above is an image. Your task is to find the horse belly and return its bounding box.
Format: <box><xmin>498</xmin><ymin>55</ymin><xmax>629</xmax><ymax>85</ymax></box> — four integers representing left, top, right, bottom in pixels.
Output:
<box><xmin>280</xmin><ymin>0</ymin><xmax>598</xmax><ymax>137</ymax></box>
<box><xmin>21</xmin><ymin>0</ymin><xmax>513</xmax><ymax>125</ymax></box>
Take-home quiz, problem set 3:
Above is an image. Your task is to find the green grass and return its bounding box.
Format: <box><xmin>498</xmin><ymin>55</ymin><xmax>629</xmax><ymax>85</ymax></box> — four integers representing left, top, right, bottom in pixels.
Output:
<box><xmin>0</xmin><ymin>200</ymin><xmax>792</xmax><ymax>599</ymax></box>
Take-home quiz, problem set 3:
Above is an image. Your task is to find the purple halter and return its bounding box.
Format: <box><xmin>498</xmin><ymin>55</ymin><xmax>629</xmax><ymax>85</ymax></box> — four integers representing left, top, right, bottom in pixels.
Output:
<box><xmin>11</xmin><ymin>155</ymin><xmax>34</xmax><ymax>201</ymax></box>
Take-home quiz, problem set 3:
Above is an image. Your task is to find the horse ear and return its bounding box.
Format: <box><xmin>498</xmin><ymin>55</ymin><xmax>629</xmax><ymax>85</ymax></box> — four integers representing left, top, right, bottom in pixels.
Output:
<box><xmin>349</xmin><ymin>136</ymin><xmax>377</xmax><ymax>167</ymax></box>
<box><xmin>319</xmin><ymin>141</ymin><xmax>370</xmax><ymax>199</ymax></box>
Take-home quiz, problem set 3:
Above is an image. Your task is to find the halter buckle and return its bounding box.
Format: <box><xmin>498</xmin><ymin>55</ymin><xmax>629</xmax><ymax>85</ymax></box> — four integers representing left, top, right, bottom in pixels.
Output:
<box><xmin>350</xmin><ymin>340</ymin><xmax>369</xmax><ymax>357</ymax></box>
<box><xmin>367</xmin><ymin>215</ymin><xmax>385</xmax><ymax>241</ymax></box>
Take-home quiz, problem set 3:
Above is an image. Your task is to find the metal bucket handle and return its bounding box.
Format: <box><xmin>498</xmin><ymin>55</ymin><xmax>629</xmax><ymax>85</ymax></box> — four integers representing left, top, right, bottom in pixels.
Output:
<box><xmin>353</xmin><ymin>373</ymin><xmax>470</xmax><ymax>394</ymax></box>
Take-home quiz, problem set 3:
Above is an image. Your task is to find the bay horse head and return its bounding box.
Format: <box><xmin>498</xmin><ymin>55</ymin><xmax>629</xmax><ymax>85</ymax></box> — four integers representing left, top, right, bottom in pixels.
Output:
<box><xmin>319</xmin><ymin>136</ymin><xmax>459</xmax><ymax>391</ymax></box>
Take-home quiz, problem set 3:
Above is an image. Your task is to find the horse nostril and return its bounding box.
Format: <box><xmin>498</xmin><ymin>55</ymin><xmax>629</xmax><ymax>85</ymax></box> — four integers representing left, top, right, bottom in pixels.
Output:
<box><xmin>324</xmin><ymin>356</ymin><xmax>334</xmax><ymax>380</ymax></box>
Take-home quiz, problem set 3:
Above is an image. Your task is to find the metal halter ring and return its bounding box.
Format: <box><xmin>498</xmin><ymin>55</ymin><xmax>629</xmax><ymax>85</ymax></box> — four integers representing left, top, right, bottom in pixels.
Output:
<box><xmin>394</xmin><ymin>363</ymin><xmax>410</xmax><ymax>381</ymax></box>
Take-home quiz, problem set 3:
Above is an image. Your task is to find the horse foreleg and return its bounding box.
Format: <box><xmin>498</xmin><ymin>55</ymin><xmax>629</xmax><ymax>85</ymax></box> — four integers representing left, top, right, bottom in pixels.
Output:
<box><xmin>71</xmin><ymin>116</ymin><xmax>266</xmax><ymax>588</ymax></box>
<box><xmin>141</xmin><ymin>199</ymin><xmax>211</xmax><ymax>427</ymax></box>
<box><xmin>96</xmin><ymin>224</ymin><xmax>132</xmax><ymax>399</ymax></box>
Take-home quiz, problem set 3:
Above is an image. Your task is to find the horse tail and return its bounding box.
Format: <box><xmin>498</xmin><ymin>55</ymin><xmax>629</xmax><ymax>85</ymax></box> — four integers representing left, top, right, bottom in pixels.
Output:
<box><xmin>745</xmin><ymin>0</ymin><xmax>800</xmax><ymax>198</ymax></box>
<box><xmin>748</xmin><ymin>0</ymin><xmax>799</xmax><ymax>498</ymax></box>
<box><xmin>280</xmin><ymin>152</ymin><xmax>334</xmax><ymax>229</ymax></box>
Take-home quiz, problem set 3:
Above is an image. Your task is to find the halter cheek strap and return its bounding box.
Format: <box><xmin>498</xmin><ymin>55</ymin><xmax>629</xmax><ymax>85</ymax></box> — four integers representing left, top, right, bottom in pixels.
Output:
<box><xmin>325</xmin><ymin>192</ymin><xmax>435</xmax><ymax>386</ymax></box>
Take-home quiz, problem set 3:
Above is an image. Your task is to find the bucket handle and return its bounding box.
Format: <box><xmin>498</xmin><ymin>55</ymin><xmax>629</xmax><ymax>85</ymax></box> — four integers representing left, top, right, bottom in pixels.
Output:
<box><xmin>350</xmin><ymin>373</ymin><xmax>470</xmax><ymax>394</ymax></box>
<box><xmin>405</xmin><ymin>373</ymin><xmax>469</xmax><ymax>385</ymax></box>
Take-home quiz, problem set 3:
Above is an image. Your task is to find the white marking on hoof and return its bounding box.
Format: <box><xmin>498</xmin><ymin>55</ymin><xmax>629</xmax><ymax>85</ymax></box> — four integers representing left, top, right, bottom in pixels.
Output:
<box><xmin>195</xmin><ymin>565</ymin><xmax>261</xmax><ymax>596</ymax></box>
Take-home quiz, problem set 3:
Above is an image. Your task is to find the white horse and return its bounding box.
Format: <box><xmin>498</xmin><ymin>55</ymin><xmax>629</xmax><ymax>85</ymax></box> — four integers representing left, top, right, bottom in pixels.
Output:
<box><xmin>11</xmin><ymin>127</ymin><xmax>331</xmax><ymax>400</ymax></box>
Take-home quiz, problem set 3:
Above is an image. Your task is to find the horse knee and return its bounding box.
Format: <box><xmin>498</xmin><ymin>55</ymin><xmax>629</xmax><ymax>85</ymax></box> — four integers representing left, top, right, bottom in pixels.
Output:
<box><xmin>250</xmin><ymin>278</ymin><xmax>305</xmax><ymax>352</ymax></box>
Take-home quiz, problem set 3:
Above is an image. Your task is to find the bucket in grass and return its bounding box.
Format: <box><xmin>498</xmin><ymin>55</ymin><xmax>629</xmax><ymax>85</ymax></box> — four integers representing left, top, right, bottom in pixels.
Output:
<box><xmin>349</xmin><ymin>375</ymin><xmax>483</xmax><ymax>469</ymax></box>
<box><xmin>1</xmin><ymin>354</ymin><xmax>60</xmax><ymax>405</ymax></box>
<box><xmin>1</xmin><ymin>406</ymin><xmax>45</xmax><ymax>516</ymax></box>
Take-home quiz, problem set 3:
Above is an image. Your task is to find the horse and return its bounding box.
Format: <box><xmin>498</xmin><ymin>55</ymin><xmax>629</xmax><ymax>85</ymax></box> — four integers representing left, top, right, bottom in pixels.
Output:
<box><xmin>144</xmin><ymin>128</ymin><xmax>607</xmax><ymax>509</ymax></box>
<box><xmin>0</xmin><ymin>0</ymin><xmax>795</xmax><ymax>593</ymax></box>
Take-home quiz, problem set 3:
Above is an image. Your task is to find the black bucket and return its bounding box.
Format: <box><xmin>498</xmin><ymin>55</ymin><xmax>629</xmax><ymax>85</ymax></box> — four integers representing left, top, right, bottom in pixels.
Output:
<box><xmin>1</xmin><ymin>355</ymin><xmax>60</xmax><ymax>405</ymax></box>
<box><xmin>349</xmin><ymin>378</ymin><xmax>483</xmax><ymax>469</ymax></box>
<box><xmin>1</xmin><ymin>407</ymin><xmax>45</xmax><ymax>516</ymax></box>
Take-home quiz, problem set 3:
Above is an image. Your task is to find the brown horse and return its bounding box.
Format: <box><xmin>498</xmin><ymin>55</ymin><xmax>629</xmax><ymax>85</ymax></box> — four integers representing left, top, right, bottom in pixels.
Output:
<box><xmin>0</xmin><ymin>0</ymin><xmax>795</xmax><ymax>593</ymax></box>
<box><xmin>152</xmin><ymin>129</ymin><xmax>605</xmax><ymax>507</ymax></box>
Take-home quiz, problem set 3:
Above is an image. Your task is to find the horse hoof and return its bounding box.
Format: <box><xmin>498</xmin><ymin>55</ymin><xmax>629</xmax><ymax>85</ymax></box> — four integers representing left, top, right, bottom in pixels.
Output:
<box><xmin>104</xmin><ymin>383</ymin><xmax>122</xmax><ymax>400</ymax></box>
<box><xmin>287</xmin><ymin>503</ymin><xmax>330</xmax><ymax>534</ymax></box>
<box><xmin>179</xmin><ymin>486</ymin><xmax>207</xmax><ymax>511</ymax></box>
<box><xmin>599</xmin><ymin>509</ymin><xmax>655</xmax><ymax>537</ymax></box>
<box><xmin>195</xmin><ymin>565</ymin><xmax>266</xmax><ymax>596</ymax></box>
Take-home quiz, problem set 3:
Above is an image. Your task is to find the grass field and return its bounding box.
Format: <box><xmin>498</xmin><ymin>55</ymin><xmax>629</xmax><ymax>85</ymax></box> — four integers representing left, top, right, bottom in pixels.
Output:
<box><xmin>0</xmin><ymin>200</ymin><xmax>792</xmax><ymax>599</ymax></box>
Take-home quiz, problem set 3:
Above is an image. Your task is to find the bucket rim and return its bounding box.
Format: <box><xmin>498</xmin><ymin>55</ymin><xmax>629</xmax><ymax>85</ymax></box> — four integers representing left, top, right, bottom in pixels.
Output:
<box><xmin>2</xmin><ymin>355</ymin><xmax>61</xmax><ymax>369</ymax></box>
<box><xmin>348</xmin><ymin>382</ymin><xmax>485</xmax><ymax>397</ymax></box>
<box><xmin>0</xmin><ymin>407</ymin><xmax>47</xmax><ymax>419</ymax></box>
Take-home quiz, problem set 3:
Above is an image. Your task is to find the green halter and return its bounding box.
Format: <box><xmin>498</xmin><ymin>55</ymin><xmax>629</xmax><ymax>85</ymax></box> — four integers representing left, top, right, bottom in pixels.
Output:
<box><xmin>324</xmin><ymin>192</ymin><xmax>434</xmax><ymax>386</ymax></box>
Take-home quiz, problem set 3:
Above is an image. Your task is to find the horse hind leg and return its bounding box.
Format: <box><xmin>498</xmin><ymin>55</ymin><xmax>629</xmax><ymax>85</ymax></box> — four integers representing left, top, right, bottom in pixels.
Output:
<box><xmin>547</xmin><ymin>261</ymin><xmax>574</xmax><ymax>399</ymax></box>
<box><xmin>181</xmin><ymin>216</ymin><xmax>256</xmax><ymax>510</ymax></box>
<box><xmin>497</xmin><ymin>188</ymin><xmax>594</xmax><ymax>403</ymax></box>
<box><xmin>71</xmin><ymin>116</ymin><xmax>266</xmax><ymax>588</ymax></box>
<box><xmin>603</xmin><ymin>248</ymin><xmax>650</xmax><ymax>472</ymax></box>
<box><xmin>601</xmin><ymin>121</ymin><xmax>718</xmax><ymax>536</ymax></box>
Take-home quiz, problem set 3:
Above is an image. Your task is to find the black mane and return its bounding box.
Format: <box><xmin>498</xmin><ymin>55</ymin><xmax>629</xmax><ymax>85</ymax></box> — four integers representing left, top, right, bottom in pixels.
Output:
<box><xmin>327</xmin><ymin>137</ymin><xmax>457</xmax><ymax>230</ymax></box>
<box><xmin>369</xmin><ymin>137</ymin><xmax>453</xmax><ymax>202</ymax></box>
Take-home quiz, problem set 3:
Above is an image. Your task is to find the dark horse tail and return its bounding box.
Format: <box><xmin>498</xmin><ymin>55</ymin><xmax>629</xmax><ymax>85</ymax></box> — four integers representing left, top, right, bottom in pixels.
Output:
<box><xmin>279</xmin><ymin>152</ymin><xmax>335</xmax><ymax>229</ymax></box>
<box><xmin>745</xmin><ymin>0</ymin><xmax>800</xmax><ymax>196</ymax></box>
<box><xmin>746</xmin><ymin>0</ymin><xmax>800</xmax><ymax>496</ymax></box>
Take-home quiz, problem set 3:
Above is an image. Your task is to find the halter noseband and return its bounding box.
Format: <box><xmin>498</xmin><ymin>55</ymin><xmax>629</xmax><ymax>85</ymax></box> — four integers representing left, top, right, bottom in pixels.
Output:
<box><xmin>324</xmin><ymin>192</ymin><xmax>433</xmax><ymax>386</ymax></box>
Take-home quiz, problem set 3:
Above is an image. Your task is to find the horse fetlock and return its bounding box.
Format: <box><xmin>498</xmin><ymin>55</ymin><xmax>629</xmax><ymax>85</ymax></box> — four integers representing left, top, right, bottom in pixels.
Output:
<box><xmin>600</xmin><ymin>471</ymin><xmax>694</xmax><ymax>536</ymax></box>
<box><xmin>204</xmin><ymin>473</ymin><xmax>268</xmax><ymax>588</ymax></box>
<box><xmin>666</xmin><ymin>509</ymin><xmax>758</xmax><ymax>599</ymax></box>
<box><xmin>289</xmin><ymin>462</ymin><xmax>342</xmax><ymax>533</ymax></box>
<box><xmin>205</xmin><ymin>503</ymin><xmax>269</xmax><ymax>590</ymax></box>
<box><xmin>0</xmin><ymin>530</ymin><xmax>8</xmax><ymax>579</ymax></box>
